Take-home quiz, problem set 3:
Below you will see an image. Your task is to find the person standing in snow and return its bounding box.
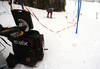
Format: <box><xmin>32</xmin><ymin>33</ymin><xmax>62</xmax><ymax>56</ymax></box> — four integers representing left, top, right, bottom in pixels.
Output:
<box><xmin>47</xmin><ymin>8</ymin><xmax>53</xmax><ymax>18</ymax></box>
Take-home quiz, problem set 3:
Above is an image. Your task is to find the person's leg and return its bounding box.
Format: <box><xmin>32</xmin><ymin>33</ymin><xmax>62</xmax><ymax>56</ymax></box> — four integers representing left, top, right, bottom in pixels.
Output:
<box><xmin>50</xmin><ymin>12</ymin><xmax>52</xmax><ymax>18</ymax></box>
<box><xmin>47</xmin><ymin>12</ymin><xmax>49</xmax><ymax>18</ymax></box>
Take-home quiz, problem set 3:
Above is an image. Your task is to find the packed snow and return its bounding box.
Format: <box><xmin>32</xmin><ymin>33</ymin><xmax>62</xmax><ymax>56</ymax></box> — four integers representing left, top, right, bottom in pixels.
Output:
<box><xmin>0</xmin><ymin>0</ymin><xmax>100</xmax><ymax>69</ymax></box>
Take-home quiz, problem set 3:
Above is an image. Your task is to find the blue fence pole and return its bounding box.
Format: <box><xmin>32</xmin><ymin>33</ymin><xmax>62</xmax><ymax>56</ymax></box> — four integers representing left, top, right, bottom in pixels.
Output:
<box><xmin>76</xmin><ymin>0</ymin><xmax>82</xmax><ymax>34</ymax></box>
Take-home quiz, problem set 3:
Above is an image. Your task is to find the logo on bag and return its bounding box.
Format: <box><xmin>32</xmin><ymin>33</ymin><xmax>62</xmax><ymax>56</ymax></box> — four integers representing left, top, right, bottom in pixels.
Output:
<box><xmin>14</xmin><ymin>40</ymin><xmax>28</xmax><ymax>46</ymax></box>
<box><xmin>26</xmin><ymin>58</ymin><xmax>30</xmax><ymax>62</ymax></box>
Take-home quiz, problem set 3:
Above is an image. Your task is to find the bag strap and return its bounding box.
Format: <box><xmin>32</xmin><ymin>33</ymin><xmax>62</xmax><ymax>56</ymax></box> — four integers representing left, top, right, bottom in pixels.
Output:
<box><xmin>8</xmin><ymin>0</ymin><xmax>14</xmax><ymax>10</ymax></box>
<box><xmin>20</xmin><ymin>0</ymin><xmax>26</xmax><ymax>11</ymax></box>
<box><xmin>20</xmin><ymin>0</ymin><xmax>24</xmax><ymax>9</ymax></box>
<box><xmin>8</xmin><ymin>0</ymin><xmax>26</xmax><ymax>11</ymax></box>
<box><xmin>0</xmin><ymin>36</ymin><xmax>11</xmax><ymax>46</ymax></box>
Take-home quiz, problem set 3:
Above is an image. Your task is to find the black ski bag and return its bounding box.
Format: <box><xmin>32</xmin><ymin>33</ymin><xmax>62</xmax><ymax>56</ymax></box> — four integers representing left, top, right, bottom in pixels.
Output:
<box><xmin>6</xmin><ymin>10</ymin><xmax>44</xmax><ymax>67</ymax></box>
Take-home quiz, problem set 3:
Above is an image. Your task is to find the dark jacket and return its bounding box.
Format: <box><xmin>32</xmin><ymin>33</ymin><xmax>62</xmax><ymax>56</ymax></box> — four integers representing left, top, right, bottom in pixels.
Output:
<box><xmin>47</xmin><ymin>8</ymin><xmax>53</xmax><ymax>13</ymax></box>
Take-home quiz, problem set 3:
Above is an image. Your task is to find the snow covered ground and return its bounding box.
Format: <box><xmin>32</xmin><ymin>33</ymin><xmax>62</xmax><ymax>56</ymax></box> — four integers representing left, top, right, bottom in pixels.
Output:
<box><xmin>0</xmin><ymin>0</ymin><xmax>100</xmax><ymax>69</ymax></box>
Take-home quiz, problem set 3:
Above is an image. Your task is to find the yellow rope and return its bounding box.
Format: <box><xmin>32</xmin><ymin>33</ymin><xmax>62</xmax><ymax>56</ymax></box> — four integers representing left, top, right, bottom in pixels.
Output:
<box><xmin>16</xmin><ymin>31</ymin><xmax>24</xmax><ymax>37</ymax></box>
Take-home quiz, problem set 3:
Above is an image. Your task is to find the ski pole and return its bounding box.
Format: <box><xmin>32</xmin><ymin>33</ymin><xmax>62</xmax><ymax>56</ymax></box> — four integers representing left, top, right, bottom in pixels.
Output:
<box><xmin>20</xmin><ymin>0</ymin><xmax>26</xmax><ymax>11</ymax></box>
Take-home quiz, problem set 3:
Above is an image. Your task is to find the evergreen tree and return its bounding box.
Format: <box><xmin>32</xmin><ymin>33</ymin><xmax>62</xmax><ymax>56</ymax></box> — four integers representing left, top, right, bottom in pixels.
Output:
<box><xmin>14</xmin><ymin>0</ymin><xmax>66</xmax><ymax>12</ymax></box>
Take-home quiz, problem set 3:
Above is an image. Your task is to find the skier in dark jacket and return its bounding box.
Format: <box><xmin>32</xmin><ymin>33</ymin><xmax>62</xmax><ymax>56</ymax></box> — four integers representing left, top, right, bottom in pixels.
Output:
<box><xmin>47</xmin><ymin>8</ymin><xmax>53</xmax><ymax>18</ymax></box>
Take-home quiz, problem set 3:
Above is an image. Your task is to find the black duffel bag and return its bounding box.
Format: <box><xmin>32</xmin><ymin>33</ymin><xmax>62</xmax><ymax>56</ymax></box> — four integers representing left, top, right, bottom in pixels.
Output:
<box><xmin>12</xmin><ymin>30</ymin><xmax>44</xmax><ymax>67</ymax></box>
<box><xmin>6</xmin><ymin>8</ymin><xmax>44</xmax><ymax>68</ymax></box>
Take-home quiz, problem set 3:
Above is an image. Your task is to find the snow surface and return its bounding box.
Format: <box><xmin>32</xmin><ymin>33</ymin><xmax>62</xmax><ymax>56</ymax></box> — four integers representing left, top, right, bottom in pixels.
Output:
<box><xmin>0</xmin><ymin>0</ymin><xmax>100</xmax><ymax>69</ymax></box>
